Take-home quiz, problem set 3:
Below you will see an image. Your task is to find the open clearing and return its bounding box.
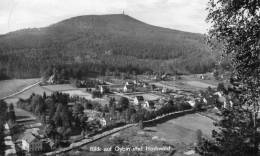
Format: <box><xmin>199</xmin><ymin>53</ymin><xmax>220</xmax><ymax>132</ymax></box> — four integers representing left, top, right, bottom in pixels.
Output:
<box><xmin>0</xmin><ymin>78</ymin><xmax>40</xmax><ymax>99</ymax></box>
<box><xmin>41</xmin><ymin>84</ymin><xmax>76</xmax><ymax>91</ymax></box>
<box><xmin>4</xmin><ymin>85</ymin><xmax>52</xmax><ymax>105</ymax></box>
<box><xmin>128</xmin><ymin>93</ymin><xmax>162</xmax><ymax>101</ymax></box>
<box><xmin>185</xmin><ymin>81</ymin><xmax>216</xmax><ymax>89</ymax></box>
<box><xmin>144</xmin><ymin>113</ymin><xmax>214</xmax><ymax>146</ymax></box>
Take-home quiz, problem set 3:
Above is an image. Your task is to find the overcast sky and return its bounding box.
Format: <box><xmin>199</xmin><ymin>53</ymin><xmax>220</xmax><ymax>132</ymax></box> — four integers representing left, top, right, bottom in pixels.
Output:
<box><xmin>0</xmin><ymin>0</ymin><xmax>210</xmax><ymax>34</ymax></box>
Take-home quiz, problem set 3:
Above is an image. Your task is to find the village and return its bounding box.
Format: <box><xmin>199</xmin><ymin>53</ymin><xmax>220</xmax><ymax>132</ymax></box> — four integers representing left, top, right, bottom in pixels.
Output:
<box><xmin>0</xmin><ymin>70</ymin><xmax>235</xmax><ymax>156</ymax></box>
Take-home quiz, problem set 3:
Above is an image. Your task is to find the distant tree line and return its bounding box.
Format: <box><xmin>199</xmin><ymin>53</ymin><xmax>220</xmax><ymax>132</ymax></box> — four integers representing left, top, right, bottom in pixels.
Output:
<box><xmin>0</xmin><ymin>50</ymin><xmax>216</xmax><ymax>80</ymax></box>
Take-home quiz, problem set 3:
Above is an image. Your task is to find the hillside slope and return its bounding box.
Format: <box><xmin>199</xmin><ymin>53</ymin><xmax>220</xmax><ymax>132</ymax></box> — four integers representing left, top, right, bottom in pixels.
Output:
<box><xmin>0</xmin><ymin>14</ymin><xmax>217</xmax><ymax>78</ymax></box>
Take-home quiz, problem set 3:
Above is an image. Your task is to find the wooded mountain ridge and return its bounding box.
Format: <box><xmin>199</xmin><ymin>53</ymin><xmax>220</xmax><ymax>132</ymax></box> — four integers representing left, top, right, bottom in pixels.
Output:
<box><xmin>0</xmin><ymin>14</ymin><xmax>218</xmax><ymax>79</ymax></box>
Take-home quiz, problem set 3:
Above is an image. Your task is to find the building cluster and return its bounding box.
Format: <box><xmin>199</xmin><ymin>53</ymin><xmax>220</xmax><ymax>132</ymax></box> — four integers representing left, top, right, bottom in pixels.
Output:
<box><xmin>21</xmin><ymin>130</ymin><xmax>54</xmax><ymax>153</ymax></box>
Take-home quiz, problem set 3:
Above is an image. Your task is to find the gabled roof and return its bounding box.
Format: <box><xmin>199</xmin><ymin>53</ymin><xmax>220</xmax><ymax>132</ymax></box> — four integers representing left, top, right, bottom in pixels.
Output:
<box><xmin>22</xmin><ymin>133</ymin><xmax>38</xmax><ymax>144</ymax></box>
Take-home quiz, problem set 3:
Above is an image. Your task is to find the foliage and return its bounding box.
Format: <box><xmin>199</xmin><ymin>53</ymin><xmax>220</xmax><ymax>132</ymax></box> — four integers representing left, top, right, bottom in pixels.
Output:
<box><xmin>198</xmin><ymin>0</ymin><xmax>260</xmax><ymax>155</ymax></box>
<box><xmin>195</xmin><ymin>129</ymin><xmax>203</xmax><ymax>146</ymax></box>
<box><xmin>117</xmin><ymin>97</ymin><xmax>129</xmax><ymax>112</ymax></box>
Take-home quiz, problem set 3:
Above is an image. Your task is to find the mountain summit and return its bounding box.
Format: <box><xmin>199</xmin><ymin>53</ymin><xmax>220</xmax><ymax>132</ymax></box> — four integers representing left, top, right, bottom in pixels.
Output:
<box><xmin>0</xmin><ymin>14</ymin><xmax>217</xmax><ymax>78</ymax></box>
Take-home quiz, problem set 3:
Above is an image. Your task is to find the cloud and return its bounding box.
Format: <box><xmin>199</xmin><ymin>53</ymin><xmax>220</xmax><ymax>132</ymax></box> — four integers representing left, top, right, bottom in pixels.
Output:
<box><xmin>0</xmin><ymin>0</ymin><xmax>209</xmax><ymax>34</ymax></box>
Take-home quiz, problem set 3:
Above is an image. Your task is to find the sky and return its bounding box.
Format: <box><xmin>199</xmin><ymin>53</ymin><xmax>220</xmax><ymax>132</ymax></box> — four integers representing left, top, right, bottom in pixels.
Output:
<box><xmin>0</xmin><ymin>0</ymin><xmax>210</xmax><ymax>34</ymax></box>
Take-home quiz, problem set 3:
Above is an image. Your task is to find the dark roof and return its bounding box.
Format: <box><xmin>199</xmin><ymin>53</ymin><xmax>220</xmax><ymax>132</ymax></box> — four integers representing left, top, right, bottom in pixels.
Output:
<box><xmin>136</xmin><ymin>96</ymin><xmax>144</xmax><ymax>101</ymax></box>
<box><xmin>125</xmin><ymin>84</ymin><xmax>134</xmax><ymax>89</ymax></box>
<box><xmin>126</xmin><ymin>81</ymin><xmax>134</xmax><ymax>85</ymax></box>
<box><xmin>22</xmin><ymin>133</ymin><xmax>38</xmax><ymax>143</ymax></box>
<box><xmin>100</xmin><ymin>85</ymin><xmax>109</xmax><ymax>89</ymax></box>
<box><xmin>146</xmin><ymin>101</ymin><xmax>155</xmax><ymax>106</ymax></box>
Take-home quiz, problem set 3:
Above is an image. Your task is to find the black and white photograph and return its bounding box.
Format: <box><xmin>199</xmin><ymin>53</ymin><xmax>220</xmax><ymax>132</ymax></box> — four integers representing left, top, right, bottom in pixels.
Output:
<box><xmin>0</xmin><ymin>0</ymin><xmax>259</xmax><ymax>156</ymax></box>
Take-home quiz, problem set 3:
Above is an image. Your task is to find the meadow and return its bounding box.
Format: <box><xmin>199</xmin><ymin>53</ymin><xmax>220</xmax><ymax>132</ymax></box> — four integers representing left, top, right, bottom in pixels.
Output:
<box><xmin>0</xmin><ymin>78</ymin><xmax>40</xmax><ymax>99</ymax></box>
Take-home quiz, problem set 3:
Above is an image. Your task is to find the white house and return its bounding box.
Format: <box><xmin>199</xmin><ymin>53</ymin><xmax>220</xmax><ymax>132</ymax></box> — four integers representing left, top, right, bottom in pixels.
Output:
<box><xmin>123</xmin><ymin>85</ymin><xmax>134</xmax><ymax>93</ymax></box>
<box><xmin>214</xmin><ymin>91</ymin><xmax>229</xmax><ymax>109</ymax></box>
<box><xmin>134</xmin><ymin>96</ymin><xmax>144</xmax><ymax>105</ymax></box>
<box><xmin>22</xmin><ymin>133</ymin><xmax>43</xmax><ymax>152</ymax></box>
<box><xmin>143</xmin><ymin>101</ymin><xmax>155</xmax><ymax>109</ymax></box>
<box><xmin>187</xmin><ymin>99</ymin><xmax>196</xmax><ymax>107</ymax></box>
<box><xmin>161</xmin><ymin>88</ymin><xmax>169</xmax><ymax>93</ymax></box>
<box><xmin>100</xmin><ymin>85</ymin><xmax>109</xmax><ymax>94</ymax></box>
<box><xmin>47</xmin><ymin>74</ymin><xmax>55</xmax><ymax>84</ymax></box>
<box><xmin>99</xmin><ymin>118</ymin><xmax>107</xmax><ymax>127</ymax></box>
<box><xmin>125</xmin><ymin>81</ymin><xmax>134</xmax><ymax>86</ymax></box>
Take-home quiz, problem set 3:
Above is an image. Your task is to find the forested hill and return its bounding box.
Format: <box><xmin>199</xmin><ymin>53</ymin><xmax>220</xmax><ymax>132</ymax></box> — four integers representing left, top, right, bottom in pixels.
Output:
<box><xmin>0</xmin><ymin>14</ymin><xmax>218</xmax><ymax>79</ymax></box>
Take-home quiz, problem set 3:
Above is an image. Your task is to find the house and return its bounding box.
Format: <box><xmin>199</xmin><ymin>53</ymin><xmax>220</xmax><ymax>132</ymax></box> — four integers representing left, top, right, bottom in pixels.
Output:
<box><xmin>187</xmin><ymin>99</ymin><xmax>196</xmax><ymax>107</ymax></box>
<box><xmin>47</xmin><ymin>74</ymin><xmax>55</xmax><ymax>84</ymax></box>
<box><xmin>99</xmin><ymin>118</ymin><xmax>107</xmax><ymax>127</ymax></box>
<box><xmin>47</xmin><ymin>140</ymin><xmax>55</xmax><ymax>151</ymax></box>
<box><xmin>99</xmin><ymin>85</ymin><xmax>109</xmax><ymax>94</ymax></box>
<box><xmin>152</xmin><ymin>75</ymin><xmax>160</xmax><ymax>81</ymax></box>
<box><xmin>134</xmin><ymin>96</ymin><xmax>144</xmax><ymax>105</ymax></box>
<box><xmin>142</xmin><ymin>82</ymin><xmax>149</xmax><ymax>88</ymax></box>
<box><xmin>125</xmin><ymin>81</ymin><xmax>134</xmax><ymax>86</ymax></box>
<box><xmin>162</xmin><ymin>88</ymin><xmax>169</xmax><ymax>93</ymax></box>
<box><xmin>123</xmin><ymin>85</ymin><xmax>134</xmax><ymax>93</ymax></box>
<box><xmin>143</xmin><ymin>101</ymin><xmax>155</xmax><ymax>109</ymax></box>
<box><xmin>133</xmin><ymin>80</ymin><xmax>140</xmax><ymax>85</ymax></box>
<box><xmin>161</xmin><ymin>73</ymin><xmax>170</xmax><ymax>80</ymax></box>
<box><xmin>21</xmin><ymin>133</ymin><xmax>43</xmax><ymax>152</ymax></box>
<box><xmin>214</xmin><ymin>91</ymin><xmax>229</xmax><ymax>109</ymax></box>
<box><xmin>158</xmin><ymin>98</ymin><xmax>166</xmax><ymax>105</ymax></box>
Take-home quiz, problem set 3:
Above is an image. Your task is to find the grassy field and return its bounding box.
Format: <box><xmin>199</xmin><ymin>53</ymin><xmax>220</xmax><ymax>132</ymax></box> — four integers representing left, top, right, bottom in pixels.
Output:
<box><xmin>128</xmin><ymin>93</ymin><xmax>162</xmax><ymax>101</ymax></box>
<box><xmin>185</xmin><ymin>81</ymin><xmax>216</xmax><ymax>89</ymax></box>
<box><xmin>156</xmin><ymin>79</ymin><xmax>217</xmax><ymax>93</ymax></box>
<box><xmin>0</xmin><ymin>78</ymin><xmax>40</xmax><ymax>99</ymax></box>
<box><xmin>144</xmin><ymin>113</ymin><xmax>214</xmax><ymax>145</ymax></box>
<box><xmin>41</xmin><ymin>84</ymin><xmax>76</xmax><ymax>91</ymax></box>
<box><xmin>4</xmin><ymin>85</ymin><xmax>52</xmax><ymax>105</ymax></box>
